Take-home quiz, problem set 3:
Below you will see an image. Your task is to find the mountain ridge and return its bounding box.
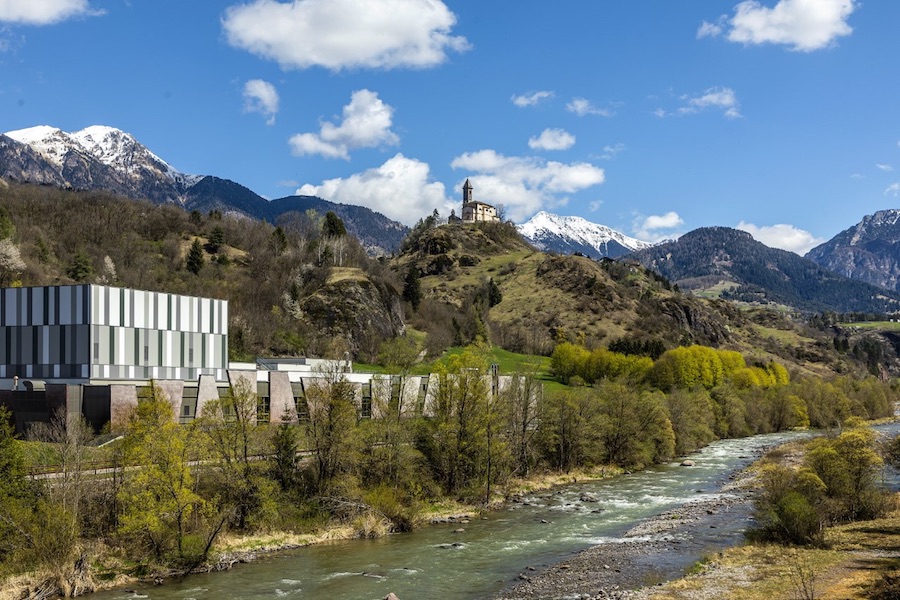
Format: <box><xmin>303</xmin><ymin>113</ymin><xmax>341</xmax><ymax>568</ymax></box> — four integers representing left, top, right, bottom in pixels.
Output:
<box><xmin>1</xmin><ymin>125</ymin><xmax>408</xmax><ymax>254</ymax></box>
<box><xmin>628</xmin><ymin>226</ymin><xmax>900</xmax><ymax>314</ymax></box>
<box><xmin>806</xmin><ymin>208</ymin><xmax>900</xmax><ymax>292</ymax></box>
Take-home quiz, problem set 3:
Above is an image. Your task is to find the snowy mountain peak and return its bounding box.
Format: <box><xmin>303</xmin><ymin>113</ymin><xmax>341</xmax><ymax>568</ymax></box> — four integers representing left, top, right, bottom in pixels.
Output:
<box><xmin>518</xmin><ymin>211</ymin><xmax>652</xmax><ymax>259</ymax></box>
<box><xmin>4</xmin><ymin>124</ymin><xmax>181</xmax><ymax>181</ymax></box>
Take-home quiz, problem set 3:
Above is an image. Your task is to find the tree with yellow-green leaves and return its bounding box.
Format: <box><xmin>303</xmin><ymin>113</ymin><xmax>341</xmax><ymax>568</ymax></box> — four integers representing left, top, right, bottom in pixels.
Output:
<box><xmin>117</xmin><ymin>382</ymin><xmax>216</xmax><ymax>567</ymax></box>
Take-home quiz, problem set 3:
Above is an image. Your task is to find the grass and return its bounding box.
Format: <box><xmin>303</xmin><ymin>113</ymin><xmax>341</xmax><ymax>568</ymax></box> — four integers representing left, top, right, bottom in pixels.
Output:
<box><xmin>643</xmin><ymin>502</ymin><xmax>900</xmax><ymax>599</ymax></box>
<box><xmin>839</xmin><ymin>321</ymin><xmax>900</xmax><ymax>331</ymax></box>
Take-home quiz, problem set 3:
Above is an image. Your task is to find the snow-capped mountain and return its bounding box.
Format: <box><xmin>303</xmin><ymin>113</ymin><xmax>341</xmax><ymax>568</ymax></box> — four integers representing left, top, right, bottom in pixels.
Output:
<box><xmin>0</xmin><ymin>124</ymin><xmax>409</xmax><ymax>253</ymax></box>
<box><xmin>3</xmin><ymin>125</ymin><xmax>201</xmax><ymax>204</ymax></box>
<box><xmin>517</xmin><ymin>211</ymin><xmax>653</xmax><ymax>259</ymax></box>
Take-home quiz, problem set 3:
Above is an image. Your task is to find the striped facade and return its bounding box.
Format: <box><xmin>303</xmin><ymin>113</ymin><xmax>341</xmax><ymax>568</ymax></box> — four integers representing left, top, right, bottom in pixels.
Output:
<box><xmin>0</xmin><ymin>285</ymin><xmax>228</xmax><ymax>383</ymax></box>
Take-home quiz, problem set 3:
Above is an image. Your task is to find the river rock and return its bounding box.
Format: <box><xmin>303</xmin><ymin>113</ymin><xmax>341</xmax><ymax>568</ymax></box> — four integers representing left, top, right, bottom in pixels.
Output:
<box><xmin>453</xmin><ymin>528</ymin><xmax>465</xmax><ymax>533</ymax></box>
<box><xmin>384</xmin><ymin>594</ymin><xmax>400</xmax><ymax>600</ymax></box>
<box><xmin>579</xmin><ymin>492</ymin><xmax>599</xmax><ymax>503</ymax></box>
<box><xmin>680</xmin><ymin>460</ymin><xmax>696</xmax><ymax>467</ymax></box>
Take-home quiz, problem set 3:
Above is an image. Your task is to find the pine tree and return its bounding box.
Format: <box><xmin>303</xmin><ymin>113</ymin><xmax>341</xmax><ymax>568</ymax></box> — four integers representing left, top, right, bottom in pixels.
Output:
<box><xmin>403</xmin><ymin>266</ymin><xmax>422</xmax><ymax>310</ymax></box>
<box><xmin>186</xmin><ymin>239</ymin><xmax>205</xmax><ymax>275</ymax></box>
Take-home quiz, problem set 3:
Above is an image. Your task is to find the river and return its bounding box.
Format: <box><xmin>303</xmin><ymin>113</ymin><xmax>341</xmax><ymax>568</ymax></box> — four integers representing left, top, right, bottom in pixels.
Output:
<box><xmin>89</xmin><ymin>423</ymin><xmax>900</xmax><ymax>600</ymax></box>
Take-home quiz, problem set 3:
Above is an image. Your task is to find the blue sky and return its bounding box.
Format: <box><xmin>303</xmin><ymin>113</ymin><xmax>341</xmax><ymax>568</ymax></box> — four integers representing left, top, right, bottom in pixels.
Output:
<box><xmin>2</xmin><ymin>0</ymin><xmax>899</xmax><ymax>254</ymax></box>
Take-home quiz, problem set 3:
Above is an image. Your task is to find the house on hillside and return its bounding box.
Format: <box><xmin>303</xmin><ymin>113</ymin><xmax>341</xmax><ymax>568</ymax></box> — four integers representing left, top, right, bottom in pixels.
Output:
<box><xmin>460</xmin><ymin>179</ymin><xmax>500</xmax><ymax>224</ymax></box>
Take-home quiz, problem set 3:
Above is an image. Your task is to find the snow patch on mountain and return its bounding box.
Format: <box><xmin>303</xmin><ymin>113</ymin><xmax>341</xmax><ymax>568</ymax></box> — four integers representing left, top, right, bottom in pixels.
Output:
<box><xmin>5</xmin><ymin>125</ymin><xmax>186</xmax><ymax>182</ymax></box>
<box><xmin>518</xmin><ymin>211</ymin><xmax>653</xmax><ymax>259</ymax></box>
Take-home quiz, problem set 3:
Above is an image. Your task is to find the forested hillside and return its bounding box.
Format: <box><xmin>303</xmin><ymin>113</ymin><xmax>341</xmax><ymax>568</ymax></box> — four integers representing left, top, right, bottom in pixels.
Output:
<box><xmin>0</xmin><ymin>181</ymin><xmax>404</xmax><ymax>359</ymax></box>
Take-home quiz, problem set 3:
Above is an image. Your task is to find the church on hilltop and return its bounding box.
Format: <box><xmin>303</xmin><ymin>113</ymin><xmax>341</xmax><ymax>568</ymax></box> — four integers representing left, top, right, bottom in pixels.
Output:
<box><xmin>459</xmin><ymin>179</ymin><xmax>500</xmax><ymax>223</ymax></box>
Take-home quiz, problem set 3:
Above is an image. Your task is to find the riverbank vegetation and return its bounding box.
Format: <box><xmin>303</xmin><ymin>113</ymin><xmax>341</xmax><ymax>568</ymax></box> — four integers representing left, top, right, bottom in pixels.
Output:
<box><xmin>1</xmin><ymin>343</ymin><xmax>898</xmax><ymax>597</ymax></box>
<box><xmin>640</xmin><ymin>428</ymin><xmax>900</xmax><ymax>599</ymax></box>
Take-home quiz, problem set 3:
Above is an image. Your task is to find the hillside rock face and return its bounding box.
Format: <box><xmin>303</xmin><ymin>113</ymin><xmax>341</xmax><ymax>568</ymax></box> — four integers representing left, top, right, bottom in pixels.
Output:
<box><xmin>518</xmin><ymin>211</ymin><xmax>652</xmax><ymax>259</ymax></box>
<box><xmin>806</xmin><ymin>209</ymin><xmax>900</xmax><ymax>293</ymax></box>
<box><xmin>298</xmin><ymin>275</ymin><xmax>404</xmax><ymax>355</ymax></box>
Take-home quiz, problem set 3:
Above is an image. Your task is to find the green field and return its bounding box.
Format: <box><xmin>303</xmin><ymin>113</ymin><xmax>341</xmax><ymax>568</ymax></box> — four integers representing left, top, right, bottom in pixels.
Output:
<box><xmin>838</xmin><ymin>321</ymin><xmax>900</xmax><ymax>331</ymax></box>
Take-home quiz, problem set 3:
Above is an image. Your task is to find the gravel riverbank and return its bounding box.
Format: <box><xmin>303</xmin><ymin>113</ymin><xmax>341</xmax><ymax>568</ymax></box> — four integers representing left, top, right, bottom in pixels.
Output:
<box><xmin>495</xmin><ymin>463</ymin><xmax>761</xmax><ymax>599</ymax></box>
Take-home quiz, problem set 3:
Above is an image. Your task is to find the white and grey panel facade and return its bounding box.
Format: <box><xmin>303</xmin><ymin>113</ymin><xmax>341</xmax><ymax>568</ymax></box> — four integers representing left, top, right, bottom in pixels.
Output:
<box><xmin>0</xmin><ymin>284</ymin><xmax>228</xmax><ymax>383</ymax></box>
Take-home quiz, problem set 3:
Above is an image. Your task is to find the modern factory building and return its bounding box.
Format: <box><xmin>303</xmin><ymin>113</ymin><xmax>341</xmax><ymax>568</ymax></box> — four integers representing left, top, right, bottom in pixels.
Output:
<box><xmin>0</xmin><ymin>285</ymin><xmax>536</xmax><ymax>434</ymax></box>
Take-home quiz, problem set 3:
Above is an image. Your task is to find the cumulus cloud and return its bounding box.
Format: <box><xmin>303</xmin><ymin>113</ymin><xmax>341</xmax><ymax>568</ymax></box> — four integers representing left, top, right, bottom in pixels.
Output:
<box><xmin>697</xmin><ymin>18</ymin><xmax>725</xmax><ymax>38</ymax></box>
<box><xmin>633</xmin><ymin>212</ymin><xmax>684</xmax><ymax>242</ymax></box>
<box><xmin>242</xmin><ymin>79</ymin><xmax>279</xmax><ymax>125</ymax></box>
<box><xmin>566</xmin><ymin>97</ymin><xmax>613</xmax><ymax>117</ymax></box>
<box><xmin>736</xmin><ymin>221</ymin><xmax>825</xmax><ymax>255</ymax></box>
<box><xmin>886</xmin><ymin>183</ymin><xmax>900</xmax><ymax>197</ymax></box>
<box><xmin>528</xmin><ymin>128</ymin><xmax>575</xmax><ymax>151</ymax></box>
<box><xmin>0</xmin><ymin>0</ymin><xmax>102</xmax><ymax>24</ymax></box>
<box><xmin>876</xmin><ymin>163</ymin><xmax>894</xmax><ymax>172</ymax></box>
<box><xmin>297</xmin><ymin>153</ymin><xmax>451</xmax><ymax>225</ymax></box>
<box><xmin>222</xmin><ymin>0</ymin><xmax>469</xmax><ymax>71</ymax></box>
<box><xmin>511</xmin><ymin>91</ymin><xmax>554</xmax><ymax>107</ymax></box>
<box><xmin>679</xmin><ymin>87</ymin><xmax>742</xmax><ymax>119</ymax></box>
<box><xmin>450</xmin><ymin>150</ymin><xmax>605</xmax><ymax>222</ymax></box>
<box><xmin>289</xmin><ymin>89</ymin><xmax>399</xmax><ymax>160</ymax></box>
<box><xmin>704</xmin><ymin>0</ymin><xmax>856</xmax><ymax>52</ymax></box>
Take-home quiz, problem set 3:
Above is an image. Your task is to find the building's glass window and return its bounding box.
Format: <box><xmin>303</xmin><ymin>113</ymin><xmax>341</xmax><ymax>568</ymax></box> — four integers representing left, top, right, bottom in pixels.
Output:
<box><xmin>361</xmin><ymin>384</ymin><xmax>372</xmax><ymax>419</ymax></box>
<box><xmin>257</xmin><ymin>395</ymin><xmax>270</xmax><ymax>425</ymax></box>
<box><xmin>294</xmin><ymin>397</ymin><xmax>309</xmax><ymax>421</ymax></box>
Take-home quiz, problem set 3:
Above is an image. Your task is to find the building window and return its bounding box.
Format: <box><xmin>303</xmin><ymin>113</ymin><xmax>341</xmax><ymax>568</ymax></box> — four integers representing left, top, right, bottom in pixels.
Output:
<box><xmin>361</xmin><ymin>384</ymin><xmax>372</xmax><ymax>419</ymax></box>
<box><xmin>294</xmin><ymin>397</ymin><xmax>308</xmax><ymax>422</ymax></box>
<box><xmin>93</xmin><ymin>342</ymin><xmax>100</xmax><ymax>360</ymax></box>
<box><xmin>257</xmin><ymin>395</ymin><xmax>270</xmax><ymax>425</ymax></box>
<box><xmin>183</xmin><ymin>405</ymin><xmax>191</xmax><ymax>417</ymax></box>
<box><xmin>144</xmin><ymin>345</ymin><xmax>149</xmax><ymax>363</ymax></box>
<box><xmin>189</xmin><ymin>348</ymin><xmax>194</xmax><ymax>364</ymax></box>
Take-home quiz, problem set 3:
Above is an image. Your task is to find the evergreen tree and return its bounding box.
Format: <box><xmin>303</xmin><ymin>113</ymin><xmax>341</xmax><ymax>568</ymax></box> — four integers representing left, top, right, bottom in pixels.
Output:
<box><xmin>186</xmin><ymin>238</ymin><xmax>205</xmax><ymax>275</ymax></box>
<box><xmin>403</xmin><ymin>266</ymin><xmax>422</xmax><ymax>310</ymax></box>
<box><xmin>208</xmin><ymin>225</ymin><xmax>225</xmax><ymax>253</ymax></box>
<box><xmin>66</xmin><ymin>250</ymin><xmax>94</xmax><ymax>282</ymax></box>
<box><xmin>322</xmin><ymin>211</ymin><xmax>347</xmax><ymax>237</ymax></box>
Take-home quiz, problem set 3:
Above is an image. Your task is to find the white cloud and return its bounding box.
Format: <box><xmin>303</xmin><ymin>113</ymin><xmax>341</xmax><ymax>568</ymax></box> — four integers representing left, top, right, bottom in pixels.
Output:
<box><xmin>876</xmin><ymin>163</ymin><xmax>894</xmax><ymax>172</ymax></box>
<box><xmin>222</xmin><ymin>0</ymin><xmax>469</xmax><ymax>71</ymax></box>
<box><xmin>736</xmin><ymin>221</ymin><xmax>825</xmax><ymax>255</ymax></box>
<box><xmin>0</xmin><ymin>0</ymin><xmax>102</xmax><ymax>24</ymax></box>
<box><xmin>589</xmin><ymin>200</ymin><xmax>603</xmax><ymax>212</ymax></box>
<box><xmin>850</xmin><ymin>172</ymin><xmax>865</xmax><ymax>179</ymax></box>
<box><xmin>886</xmin><ymin>183</ymin><xmax>900</xmax><ymax>197</ymax></box>
<box><xmin>289</xmin><ymin>89</ymin><xmax>399</xmax><ymax>160</ymax></box>
<box><xmin>528</xmin><ymin>128</ymin><xmax>575</xmax><ymax>151</ymax></box>
<box><xmin>566</xmin><ymin>97</ymin><xmax>613</xmax><ymax>117</ymax></box>
<box><xmin>598</xmin><ymin>143</ymin><xmax>625</xmax><ymax>160</ymax></box>
<box><xmin>451</xmin><ymin>150</ymin><xmax>605</xmax><ymax>222</ymax></box>
<box><xmin>242</xmin><ymin>79</ymin><xmax>279</xmax><ymax>125</ymax></box>
<box><xmin>633</xmin><ymin>212</ymin><xmax>684</xmax><ymax>242</ymax></box>
<box><xmin>721</xmin><ymin>0</ymin><xmax>856</xmax><ymax>52</ymax></box>
<box><xmin>297</xmin><ymin>153</ymin><xmax>451</xmax><ymax>225</ymax></box>
<box><xmin>697</xmin><ymin>18</ymin><xmax>725</xmax><ymax>39</ymax></box>
<box><xmin>678</xmin><ymin>87</ymin><xmax>742</xmax><ymax>119</ymax></box>
<box><xmin>511</xmin><ymin>91</ymin><xmax>554</xmax><ymax>107</ymax></box>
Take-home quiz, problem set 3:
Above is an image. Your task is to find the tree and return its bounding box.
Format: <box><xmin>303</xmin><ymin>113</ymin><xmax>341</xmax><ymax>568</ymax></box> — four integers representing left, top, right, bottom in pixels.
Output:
<box><xmin>305</xmin><ymin>368</ymin><xmax>361</xmax><ymax>494</ymax></box>
<box><xmin>322</xmin><ymin>211</ymin><xmax>347</xmax><ymax>238</ymax></box>
<box><xmin>186</xmin><ymin>238</ymin><xmax>205</xmax><ymax>275</ymax></box>
<box><xmin>200</xmin><ymin>378</ymin><xmax>277</xmax><ymax>531</ymax></box>
<box><xmin>416</xmin><ymin>350</ymin><xmax>503</xmax><ymax>497</ymax></box>
<box><xmin>403</xmin><ymin>266</ymin><xmax>422</xmax><ymax>311</ymax></box>
<box><xmin>270</xmin><ymin>415</ymin><xmax>300</xmax><ymax>492</ymax></box>
<box><xmin>271</xmin><ymin>226</ymin><xmax>288</xmax><ymax>257</ymax></box>
<box><xmin>0</xmin><ymin>238</ymin><xmax>26</xmax><ymax>286</ymax></box>
<box><xmin>208</xmin><ymin>225</ymin><xmax>225</xmax><ymax>253</ymax></box>
<box><xmin>66</xmin><ymin>250</ymin><xmax>93</xmax><ymax>282</ymax></box>
<box><xmin>118</xmin><ymin>383</ymin><xmax>213</xmax><ymax>566</ymax></box>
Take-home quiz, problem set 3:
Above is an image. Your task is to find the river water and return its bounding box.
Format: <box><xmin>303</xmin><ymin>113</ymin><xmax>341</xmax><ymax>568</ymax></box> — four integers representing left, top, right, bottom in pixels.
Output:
<box><xmin>90</xmin><ymin>423</ymin><xmax>900</xmax><ymax>600</ymax></box>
